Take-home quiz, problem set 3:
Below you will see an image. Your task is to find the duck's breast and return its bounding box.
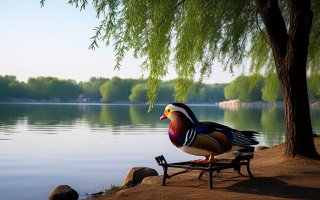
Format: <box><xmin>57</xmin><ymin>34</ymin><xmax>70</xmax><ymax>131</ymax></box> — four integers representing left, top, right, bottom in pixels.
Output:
<box><xmin>168</xmin><ymin>127</ymin><xmax>185</xmax><ymax>148</ymax></box>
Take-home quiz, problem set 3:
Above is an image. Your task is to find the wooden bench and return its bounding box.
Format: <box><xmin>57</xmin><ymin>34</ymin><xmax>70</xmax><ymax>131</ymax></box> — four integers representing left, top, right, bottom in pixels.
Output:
<box><xmin>155</xmin><ymin>147</ymin><xmax>255</xmax><ymax>189</ymax></box>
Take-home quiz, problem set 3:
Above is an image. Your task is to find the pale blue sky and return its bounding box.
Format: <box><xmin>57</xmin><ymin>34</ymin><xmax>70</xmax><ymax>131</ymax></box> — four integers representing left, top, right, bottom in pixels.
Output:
<box><xmin>0</xmin><ymin>0</ymin><xmax>236</xmax><ymax>83</ymax></box>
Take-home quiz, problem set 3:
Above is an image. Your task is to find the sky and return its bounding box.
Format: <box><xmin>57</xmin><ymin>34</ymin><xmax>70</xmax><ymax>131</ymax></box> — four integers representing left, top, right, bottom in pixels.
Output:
<box><xmin>0</xmin><ymin>0</ymin><xmax>237</xmax><ymax>84</ymax></box>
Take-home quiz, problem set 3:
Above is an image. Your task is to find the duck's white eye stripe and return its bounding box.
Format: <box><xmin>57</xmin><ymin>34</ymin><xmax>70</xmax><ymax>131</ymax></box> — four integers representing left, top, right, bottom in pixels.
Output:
<box><xmin>170</xmin><ymin>105</ymin><xmax>194</xmax><ymax>123</ymax></box>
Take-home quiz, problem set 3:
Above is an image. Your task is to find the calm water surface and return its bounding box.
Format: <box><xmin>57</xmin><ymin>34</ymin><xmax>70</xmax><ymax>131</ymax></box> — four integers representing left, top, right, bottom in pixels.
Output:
<box><xmin>0</xmin><ymin>103</ymin><xmax>319</xmax><ymax>200</ymax></box>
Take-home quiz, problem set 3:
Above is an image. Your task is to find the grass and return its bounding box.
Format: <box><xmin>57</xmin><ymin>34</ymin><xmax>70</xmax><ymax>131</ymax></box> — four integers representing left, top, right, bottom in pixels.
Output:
<box><xmin>85</xmin><ymin>184</ymin><xmax>135</xmax><ymax>199</ymax></box>
<box><xmin>104</xmin><ymin>184</ymin><xmax>135</xmax><ymax>195</ymax></box>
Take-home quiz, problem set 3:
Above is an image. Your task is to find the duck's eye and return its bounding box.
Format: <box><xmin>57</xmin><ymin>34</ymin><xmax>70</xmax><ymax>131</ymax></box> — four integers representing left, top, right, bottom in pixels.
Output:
<box><xmin>167</xmin><ymin>109</ymin><xmax>170</xmax><ymax>113</ymax></box>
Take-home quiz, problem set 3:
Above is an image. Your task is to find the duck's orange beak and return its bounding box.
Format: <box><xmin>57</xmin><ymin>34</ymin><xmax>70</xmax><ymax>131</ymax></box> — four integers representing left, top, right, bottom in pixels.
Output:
<box><xmin>160</xmin><ymin>114</ymin><xmax>167</xmax><ymax>120</ymax></box>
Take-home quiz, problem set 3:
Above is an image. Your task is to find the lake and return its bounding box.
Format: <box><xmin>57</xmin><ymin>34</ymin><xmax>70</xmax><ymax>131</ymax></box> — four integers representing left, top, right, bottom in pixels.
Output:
<box><xmin>0</xmin><ymin>103</ymin><xmax>319</xmax><ymax>200</ymax></box>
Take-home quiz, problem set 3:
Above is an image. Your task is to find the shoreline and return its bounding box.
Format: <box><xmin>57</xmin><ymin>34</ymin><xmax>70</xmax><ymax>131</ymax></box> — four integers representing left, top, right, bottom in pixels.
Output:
<box><xmin>219</xmin><ymin>99</ymin><xmax>320</xmax><ymax>107</ymax></box>
<box><xmin>87</xmin><ymin>136</ymin><xmax>320</xmax><ymax>200</ymax></box>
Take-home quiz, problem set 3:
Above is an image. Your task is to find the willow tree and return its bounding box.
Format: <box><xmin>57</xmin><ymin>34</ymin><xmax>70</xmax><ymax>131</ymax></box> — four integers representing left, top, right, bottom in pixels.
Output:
<box><xmin>41</xmin><ymin>0</ymin><xmax>320</xmax><ymax>157</ymax></box>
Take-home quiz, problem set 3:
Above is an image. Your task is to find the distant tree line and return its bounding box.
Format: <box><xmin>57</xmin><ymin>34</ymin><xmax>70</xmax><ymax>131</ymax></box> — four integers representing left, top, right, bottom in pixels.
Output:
<box><xmin>224</xmin><ymin>74</ymin><xmax>320</xmax><ymax>102</ymax></box>
<box><xmin>0</xmin><ymin>74</ymin><xmax>319</xmax><ymax>103</ymax></box>
<box><xmin>129</xmin><ymin>80</ymin><xmax>228</xmax><ymax>103</ymax></box>
<box><xmin>0</xmin><ymin>76</ymin><xmax>82</xmax><ymax>100</ymax></box>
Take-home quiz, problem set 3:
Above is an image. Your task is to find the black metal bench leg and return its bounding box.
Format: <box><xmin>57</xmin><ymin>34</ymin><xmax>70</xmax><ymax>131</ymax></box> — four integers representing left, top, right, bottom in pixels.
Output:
<box><xmin>237</xmin><ymin>166</ymin><xmax>244</xmax><ymax>176</ymax></box>
<box><xmin>234</xmin><ymin>164</ymin><xmax>242</xmax><ymax>176</ymax></box>
<box><xmin>247</xmin><ymin>161</ymin><xmax>254</xmax><ymax>178</ymax></box>
<box><xmin>208</xmin><ymin>170</ymin><xmax>213</xmax><ymax>189</ymax></box>
<box><xmin>198</xmin><ymin>171</ymin><xmax>205</xmax><ymax>180</ymax></box>
<box><xmin>162</xmin><ymin>166</ymin><xmax>168</xmax><ymax>186</ymax></box>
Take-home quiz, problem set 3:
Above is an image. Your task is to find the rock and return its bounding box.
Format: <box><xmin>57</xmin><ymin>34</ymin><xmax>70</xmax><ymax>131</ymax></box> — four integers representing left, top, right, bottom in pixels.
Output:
<box><xmin>48</xmin><ymin>185</ymin><xmax>79</xmax><ymax>200</ymax></box>
<box><xmin>255</xmin><ymin>146</ymin><xmax>269</xmax><ymax>152</ymax></box>
<box><xmin>122</xmin><ymin>167</ymin><xmax>158</xmax><ymax>187</ymax></box>
<box><xmin>141</xmin><ymin>175</ymin><xmax>162</xmax><ymax>185</ymax></box>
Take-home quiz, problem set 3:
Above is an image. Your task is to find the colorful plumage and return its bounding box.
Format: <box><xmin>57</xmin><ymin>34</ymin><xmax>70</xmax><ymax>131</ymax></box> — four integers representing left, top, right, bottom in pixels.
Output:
<box><xmin>160</xmin><ymin>103</ymin><xmax>259</xmax><ymax>163</ymax></box>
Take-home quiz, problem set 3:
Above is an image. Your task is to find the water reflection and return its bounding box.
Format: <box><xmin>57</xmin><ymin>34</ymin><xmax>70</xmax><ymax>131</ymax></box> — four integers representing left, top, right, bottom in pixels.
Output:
<box><xmin>99</xmin><ymin>105</ymin><xmax>131</xmax><ymax>127</ymax></box>
<box><xmin>260</xmin><ymin>107</ymin><xmax>285</xmax><ymax>146</ymax></box>
<box><xmin>1</xmin><ymin>103</ymin><xmax>319</xmax><ymax>143</ymax></box>
<box><xmin>310</xmin><ymin>107</ymin><xmax>320</xmax><ymax>133</ymax></box>
<box><xmin>0</xmin><ymin>103</ymin><xmax>320</xmax><ymax>200</ymax></box>
<box><xmin>1</xmin><ymin>103</ymin><xmax>318</xmax><ymax>143</ymax></box>
<box><xmin>223</xmin><ymin>107</ymin><xmax>262</xmax><ymax>130</ymax></box>
<box><xmin>129</xmin><ymin>105</ymin><xmax>163</xmax><ymax>126</ymax></box>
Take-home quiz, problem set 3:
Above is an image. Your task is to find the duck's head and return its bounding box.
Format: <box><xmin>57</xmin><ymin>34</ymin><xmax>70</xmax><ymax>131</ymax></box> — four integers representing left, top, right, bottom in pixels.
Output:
<box><xmin>160</xmin><ymin>103</ymin><xmax>199</xmax><ymax>124</ymax></box>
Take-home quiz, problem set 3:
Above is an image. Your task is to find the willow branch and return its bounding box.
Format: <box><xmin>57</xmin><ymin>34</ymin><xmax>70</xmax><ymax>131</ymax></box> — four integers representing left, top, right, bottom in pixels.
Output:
<box><xmin>255</xmin><ymin>11</ymin><xmax>270</xmax><ymax>45</ymax></box>
<box><xmin>148</xmin><ymin>0</ymin><xmax>186</xmax><ymax>36</ymax></box>
<box><xmin>312</xmin><ymin>32</ymin><xmax>320</xmax><ymax>50</ymax></box>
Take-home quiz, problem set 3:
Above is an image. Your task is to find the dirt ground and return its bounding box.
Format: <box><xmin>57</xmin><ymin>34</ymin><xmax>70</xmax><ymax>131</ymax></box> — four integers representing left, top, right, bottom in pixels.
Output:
<box><xmin>96</xmin><ymin>137</ymin><xmax>320</xmax><ymax>200</ymax></box>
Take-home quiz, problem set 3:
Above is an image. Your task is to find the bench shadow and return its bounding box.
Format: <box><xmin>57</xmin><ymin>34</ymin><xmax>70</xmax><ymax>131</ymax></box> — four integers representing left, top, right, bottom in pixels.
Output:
<box><xmin>224</xmin><ymin>177</ymin><xmax>320</xmax><ymax>199</ymax></box>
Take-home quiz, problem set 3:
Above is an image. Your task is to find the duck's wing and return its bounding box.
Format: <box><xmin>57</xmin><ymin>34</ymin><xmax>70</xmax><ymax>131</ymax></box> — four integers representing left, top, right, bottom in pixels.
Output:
<box><xmin>196</xmin><ymin>121</ymin><xmax>259</xmax><ymax>147</ymax></box>
<box><xmin>182</xmin><ymin>123</ymin><xmax>232</xmax><ymax>155</ymax></box>
<box><xmin>198</xmin><ymin>121</ymin><xmax>230</xmax><ymax>132</ymax></box>
<box><xmin>183</xmin><ymin>122</ymin><xmax>259</xmax><ymax>155</ymax></box>
<box><xmin>195</xmin><ymin>122</ymin><xmax>234</xmax><ymax>143</ymax></box>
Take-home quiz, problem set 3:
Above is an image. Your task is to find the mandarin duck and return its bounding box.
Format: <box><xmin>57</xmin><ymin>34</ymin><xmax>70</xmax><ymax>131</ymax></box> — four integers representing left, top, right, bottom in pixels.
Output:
<box><xmin>160</xmin><ymin>103</ymin><xmax>259</xmax><ymax>163</ymax></box>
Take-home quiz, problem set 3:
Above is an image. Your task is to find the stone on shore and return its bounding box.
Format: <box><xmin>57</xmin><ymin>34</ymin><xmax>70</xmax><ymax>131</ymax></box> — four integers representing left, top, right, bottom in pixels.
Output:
<box><xmin>48</xmin><ymin>185</ymin><xmax>79</xmax><ymax>200</ymax></box>
<box><xmin>122</xmin><ymin>167</ymin><xmax>158</xmax><ymax>187</ymax></box>
<box><xmin>141</xmin><ymin>175</ymin><xmax>163</xmax><ymax>185</ymax></box>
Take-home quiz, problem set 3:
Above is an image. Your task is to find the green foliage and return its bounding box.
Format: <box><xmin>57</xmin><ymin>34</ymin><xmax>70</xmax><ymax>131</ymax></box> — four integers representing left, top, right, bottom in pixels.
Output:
<box><xmin>1</xmin><ymin>74</ymin><xmax>319</xmax><ymax>103</ymax></box>
<box><xmin>225</xmin><ymin>73</ymin><xmax>320</xmax><ymax>103</ymax></box>
<box><xmin>157</xmin><ymin>80</ymin><xmax>176</xmax><ymax>103</ymax></box>
<box><xmin>40</xmin><ymin>1</ymin><xmax>320</xmax><ymax>110</ymax></box>
<box><xmin>100</xmin><ymin>77</ymin><xmax>121</xmax><ymax>102</ymax></box>
<box><xmin>0</xmin><ymin>76</ymin><xmax>10</xmax><ymax>99</ymax></box>
<box><xmin>156</xmin><ymin>80</ymin><xmax>227</xmax><ymax>103</ymax></box>
<box><xmin>27</xmin><ymin>77</ymin><xmax>82</xmax><ymax>100</ymax></box>
<box><xmin>129</xmin><ymin>83</ymin><xmax>148</xmax><ymax>103</ymax></box>
<box><xmin>100</xmin><ymin>77</ymin><xmax>227</xmax><ymax>104</ymax></box>
<box><xmin>48</xmin><ymin>78</ymin><xmax>82</xmax><ymax>100</ymax></box>
<box><xmin>261</xmin><ymin>72</ymin><xmax>283</xmax><ymax>102</ymax></box>
<box><xmin>80</xmin><ymin>77</ymin><xmax>108</xmax><ymax>100</ymax></box>
<box><xmin>185</xmin><ymin>83</ymin><xmax>227</xmax><ymax>103</ymax></box>
<box><xmin>205</xmin><ymin>84</ymin><xmax>228</xmax><ymax>103</ymax></box>
<box><xmin>0</xmin><ymin>75</ymin><xmax>30</xmax><ymax>99</ymax></box>
<box><xmin>224</xmin><ymin>75</ymin><xmax>264</xmax><ymax>102</ymax></box>
<box><xmin>50</xmin><ymin>0</ymin><xmax>258</xmax><ymax>110</ymax></box>
<box><xmin>100</xmin><ymin>77</ymin><xmax>138</xmax><ymax>102</ymax></box>
<box><xmin>308</xmin><ymin>74</ymin><xmax>320</xmax><ymax>101</ymax></box>
<box><xmin>104</xmin><ymin>184</ymin><xmax>133</xmax><ymax>196</ymax></box>
<box><xmin>224</xmin><ymin>81</ymin><xmax>239</xmax><ymax>100</ymax></box>
<box><xmin>247</xmin><ymin>1</ymin><xmax>320</xmax><ymax>75</ymax></box>
<box><xmin>28</xmin><ymin>77</ymin><xmax>52</xmax><ymax>99</ymax></box>
<box><xmin>8</xmin><ymin>82</ymin><xmax>29</xmax><ymax>99</ymax></box>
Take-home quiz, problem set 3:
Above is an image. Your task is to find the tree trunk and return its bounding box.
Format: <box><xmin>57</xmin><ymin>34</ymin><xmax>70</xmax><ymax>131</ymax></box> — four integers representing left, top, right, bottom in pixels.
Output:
<box><xmin>256</xmin><ymin>0</ymin><xmax>319</xmax><ymax>158</ymax></box>
<box><xmin>278</xmin><ymin>57</ymin><xmax>318</xmax><ymax>157</ymax></box>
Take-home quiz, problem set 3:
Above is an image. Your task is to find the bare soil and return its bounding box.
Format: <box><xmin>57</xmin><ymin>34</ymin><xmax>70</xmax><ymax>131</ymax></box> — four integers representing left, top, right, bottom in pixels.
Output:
<box><xmin>96</xmin><ymin>137</ymin><xmax>320</xmax><ymax>200</ymax></box>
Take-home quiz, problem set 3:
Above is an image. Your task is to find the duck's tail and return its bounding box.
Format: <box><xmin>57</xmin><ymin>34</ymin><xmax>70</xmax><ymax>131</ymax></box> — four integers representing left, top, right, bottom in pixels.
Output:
<box><xmin>231</xmin><ymin>130</ymin><xmax>259</xmax><ymax>147</ymax></box>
